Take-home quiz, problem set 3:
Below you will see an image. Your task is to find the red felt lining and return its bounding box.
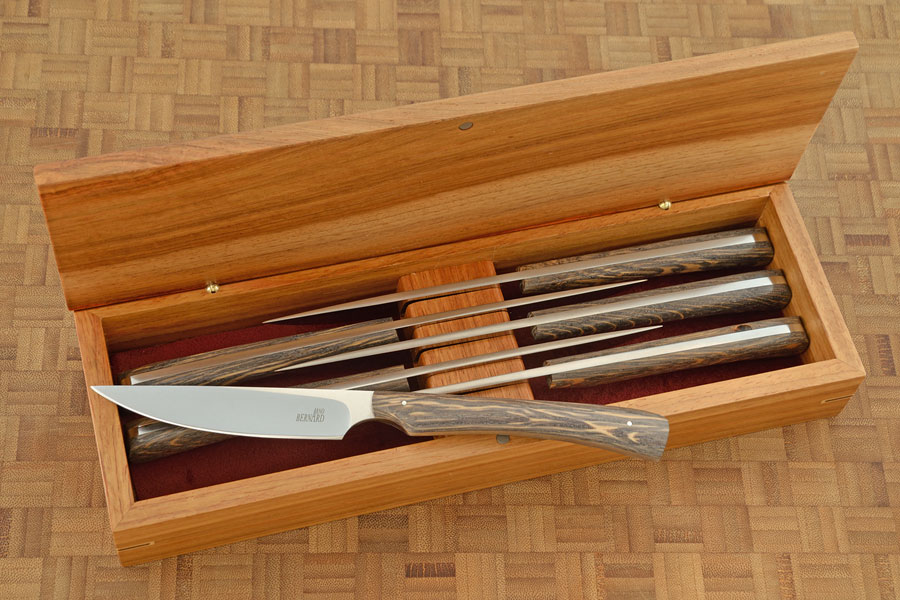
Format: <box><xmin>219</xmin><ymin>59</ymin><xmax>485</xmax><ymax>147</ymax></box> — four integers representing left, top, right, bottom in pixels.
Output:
<box><xmin>111</xmin><ymin>267</ymin><xmax>803</xmax><ymax>500</ymax></box>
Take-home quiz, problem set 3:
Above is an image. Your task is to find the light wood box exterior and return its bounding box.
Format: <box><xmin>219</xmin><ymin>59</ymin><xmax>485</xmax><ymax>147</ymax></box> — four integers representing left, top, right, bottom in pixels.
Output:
<box><xmin>35</xmin><ymin>33</ymin><xmax>865</xmax><ymax>566</ymax></box>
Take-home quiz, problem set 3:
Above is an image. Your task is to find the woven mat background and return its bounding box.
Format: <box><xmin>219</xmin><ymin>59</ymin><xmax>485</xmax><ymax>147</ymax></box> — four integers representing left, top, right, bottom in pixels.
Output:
<box><xmin>1</xmin><ymin>0</ymin><xmax>899</xmax><ymax>598</ymax></box>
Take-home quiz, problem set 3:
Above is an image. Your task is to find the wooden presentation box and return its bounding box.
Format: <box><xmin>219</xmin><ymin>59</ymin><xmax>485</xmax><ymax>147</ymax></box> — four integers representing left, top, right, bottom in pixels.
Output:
<box><xmin>35</xmin><ymin>32</ymin><xmax>864</xmax><ymax>565</ymax></box>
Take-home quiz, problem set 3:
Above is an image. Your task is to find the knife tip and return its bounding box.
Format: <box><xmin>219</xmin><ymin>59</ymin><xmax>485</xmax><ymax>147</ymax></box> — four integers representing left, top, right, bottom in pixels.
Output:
<box><xmin>262</xmin><ymin>315</ymin><xmax>289</xmax><ymax>324</ymax></box>
<box><xmin>90</xmin><ymin>385</ymin><xmax>115</xmax><ymax>401</ymax></box>
<box><xmin>263</xmin><ymin>309</ymin><xmax>322</xmax><ymax>323</ymax></box>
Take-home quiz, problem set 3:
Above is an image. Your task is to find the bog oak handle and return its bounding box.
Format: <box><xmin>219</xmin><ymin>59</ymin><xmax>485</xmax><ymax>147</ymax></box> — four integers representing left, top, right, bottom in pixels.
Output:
<box><xmin>517</xmin><ymin>227</ymin><xmax>773</xmax><ymax>295</ymax></box>
<box><xmin>530</xmin><ymin>270</ymin><xmax>791</xmax><ymax>341</ymax></box>
<box><xmin>548</xmin><ymin>317</ymin><xmax>809</xmax><ymax>388</ymax></box>
<box><xmin>119</xmin><ymin>318</ymin><xmax>399</xmax><ymax>386</ymax></box>
<box><xmin>125</xmin><ymin>365</ymin><xmax>411</xmax><ymax>463</ymax></box>
<box><xmin>125</xmin><ymin>418</ymin><xmax>233</xmax><ymax>463</ymax></box>
<box><xmin>371</xmin><ymin>392</ymin><xmax>669</xmax><ymax>460</ymax></box>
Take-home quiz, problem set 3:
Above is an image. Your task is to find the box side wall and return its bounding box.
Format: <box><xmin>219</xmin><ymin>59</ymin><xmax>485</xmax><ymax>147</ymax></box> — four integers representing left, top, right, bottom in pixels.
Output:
<box><xmin>762</xmin><ymin>184</ymin><xmax>865</xmax><ymax>371</ymax></box>
<box><xmin>73</xmin><ymin>311</ymin><xmax>135</xmax><ymax>529</ymax></box>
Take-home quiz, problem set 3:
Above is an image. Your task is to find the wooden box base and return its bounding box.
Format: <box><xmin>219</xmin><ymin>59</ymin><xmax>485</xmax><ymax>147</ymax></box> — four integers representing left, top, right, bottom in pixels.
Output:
<box><xmin>74</xmin><ymin>182</ymin><xmax>864</xmax><ymax>565</ymax></box>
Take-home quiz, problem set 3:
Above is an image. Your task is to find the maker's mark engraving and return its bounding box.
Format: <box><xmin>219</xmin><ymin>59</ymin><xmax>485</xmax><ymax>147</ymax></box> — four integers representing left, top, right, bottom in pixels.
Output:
<box><xmin>296</xmin><ymin>407</ymin><xmax>326</xmax><ymax>423</ymax></box>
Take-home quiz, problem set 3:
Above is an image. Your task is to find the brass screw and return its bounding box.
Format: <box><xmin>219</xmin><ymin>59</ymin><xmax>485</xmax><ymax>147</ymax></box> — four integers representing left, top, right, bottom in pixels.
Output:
<box><xmin>205</xmin><ymin>281</ymin><xmax>220</xmax><ymax>294</ymax></box>
<box><xmin>658</xmin><ymin>200</ymin><xmax>672</xmax><ymax>211</ymax></box>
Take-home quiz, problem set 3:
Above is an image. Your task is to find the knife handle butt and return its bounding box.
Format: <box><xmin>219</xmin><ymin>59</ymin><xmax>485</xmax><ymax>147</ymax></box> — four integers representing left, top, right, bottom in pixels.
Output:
<box><xmin>517</xmin><ymin>228</ymin><xmax>773</xmax><ymax>295</ymax></box>
<box><xmin>371</xmin><ymin>392</ymin><xmax>669</xmax><ymax>460</ymax></box>
<box><xmin>126</xmin><ymin>418</ymin><xmax>233</xmax><ymax>463</ymax></box>
<box><xmin>548</xmin><ymin>317</ymin><xmax>809</xmax><ymax>388</ymax></box>
<box><xmin>530</xmin><ymin>270</ymin><xmax>791</xmax><ymax>342</ymax></box>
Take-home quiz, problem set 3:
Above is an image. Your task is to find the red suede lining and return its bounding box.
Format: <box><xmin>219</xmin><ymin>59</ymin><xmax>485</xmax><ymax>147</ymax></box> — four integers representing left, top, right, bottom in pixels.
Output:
<box><xmin>111</xmin><ymin>268</ymin><xmax>803</xmax><ymax>500</ymax></box>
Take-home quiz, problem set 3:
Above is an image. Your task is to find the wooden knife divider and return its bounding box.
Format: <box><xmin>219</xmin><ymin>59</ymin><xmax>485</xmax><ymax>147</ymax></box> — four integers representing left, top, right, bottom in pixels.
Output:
<box><xmin>396</xmin><ymin>261</ymin><xmax>535</xmax><ymax>404</ymax></box>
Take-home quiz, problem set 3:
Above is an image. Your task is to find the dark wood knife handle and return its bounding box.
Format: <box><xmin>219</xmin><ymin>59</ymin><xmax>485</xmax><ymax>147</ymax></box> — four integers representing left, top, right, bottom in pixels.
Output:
<box><xmin>530</xmin><ymin>270</ymin><xmax>791</xmax><ymax>342</ymax></box>
<box><xmin>119</xmin><ymin>318</ymin><xmax>399</xmax><ymax>386</ymax></box>
<box><xmin>517</xmin><ymin>227</ymin><xmax>773</xmax><ymax>295</ymax></box>
<box><xmin>371</xmin><ymin>392</ymin><xmax>669</xmax><ymax>460</ymax></box>
<box><xmin>124</xmin><ymin>365</ymin><xmax>412</xmax><ymax>463</ymax></box>
<box><xmin>548</xmin><ymin>317</ymin><xmax>809</xmax><ymax>387</ymax></box>
<box><xmin>125</xmin><ymin>418</ymin><xmax>233</xmax><ymax>463</ymax></box>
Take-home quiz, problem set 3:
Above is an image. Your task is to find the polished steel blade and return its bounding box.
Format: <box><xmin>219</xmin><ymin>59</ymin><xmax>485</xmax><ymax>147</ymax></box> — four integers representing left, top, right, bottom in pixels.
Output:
<box><xmin>424</xmin><ymin>323</ymin><xmax>793</xmax><ymax>394</ymax></box>
<box><xmin>277</xmin><ymin>272</ymin><xmax>779</xmax><ymax>372</ymax></box>
<box><xmin>91</xmin><ymin>386</ymin><xmax>376</xmax><ymax>440</ymax></box>
<box><xmin>270</xmin><ymin>230</ymin><xmax>766</xmax><ymax>320</ymax></box>
<box><xmin>321</xmin><ymin>326</ymin><xmax>660</xmax><ymax>390</ymax></box>
<box><xmin>265</xmin><ymin>280</ymin><xmax>637</xmax><ymax>325</ymax></box>
<box><xmin>130</xmin><ymin>280</ymin><xmax>640</xmax><ymax>385</ymax></box>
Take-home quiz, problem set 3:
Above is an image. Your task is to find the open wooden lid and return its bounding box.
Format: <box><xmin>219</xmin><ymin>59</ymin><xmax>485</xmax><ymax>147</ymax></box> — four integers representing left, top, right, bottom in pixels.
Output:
<box><xmin>36</xmin><ymin>32</ymin><xmax>857</xmax><ymax>310</ymax></box>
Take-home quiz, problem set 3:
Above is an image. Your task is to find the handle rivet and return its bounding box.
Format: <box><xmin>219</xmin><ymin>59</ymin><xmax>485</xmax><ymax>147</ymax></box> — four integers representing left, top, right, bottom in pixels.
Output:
<box><xmin>205</xmin><ymin>281</ymin><xmax>219</xmax><ymax>294</ymax></box>
<box><xmin>459</xmin><ymin>121</ymin><xmax>473</xmax><ymax>130</ymax></box>
<box><xmin>658</xmin><ymin>200</ymin><xmax>672</xmax><ymax>211</ymax></box>
<box><xmin>401</xmin><ymin>400</ymin><xmax>407</xmax><ymax>406</ymax></box>
<box><xmin>627</xmin><ymin>421</ymin><xmax>632</xmax><ymax>426</ymax></box>
<box><xmin>496</xmin><ymin>435</ymin><xmax>510</xmax><ymax>444</ymax></box>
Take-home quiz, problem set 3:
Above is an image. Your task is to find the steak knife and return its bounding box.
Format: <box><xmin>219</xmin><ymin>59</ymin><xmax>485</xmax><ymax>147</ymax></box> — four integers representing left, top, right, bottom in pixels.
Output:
<box><xmin>92</xmin><ymin>386</ymin><xmax>669</xmax><ymax>461</ymax></box>
<box><xmin>268</xmin><ymin>228</ymin><xmax>772</xmax><ymax>320</ymax></box>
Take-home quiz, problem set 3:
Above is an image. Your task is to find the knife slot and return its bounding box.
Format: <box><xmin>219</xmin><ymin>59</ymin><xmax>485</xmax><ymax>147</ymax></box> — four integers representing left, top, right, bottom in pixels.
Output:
<box><xmin>397</xmin><ymin>261</ymin><xmax>534</xmax><ymax>400</ymax></box>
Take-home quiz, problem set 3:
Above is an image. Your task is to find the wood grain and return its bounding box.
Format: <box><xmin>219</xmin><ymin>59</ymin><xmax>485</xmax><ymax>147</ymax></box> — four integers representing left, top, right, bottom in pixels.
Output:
<box><xmin>72</xmin><ymin>311</ymin><xmax>133</xmax><ymax>531</ymax></box>
<box><xmin>761</xmin><ymin>184</ymin><xmax>867</xmax><ymax>370</ymax></box>
<box><xmin>548</xmin><ymin>317</ymin><xmax>810</xmax><ymax>388</ymax></box>
<box><xmin>517</xmin><ymin>227</ymin><xmax>773</xmax><ymax>294</ymax></box>
<box><xmin>530</xmin><ymin>270</ymin><xmax>792</xmax><ymax>341</ymax></box>
<box><xmin>306</xmin><ymin>365</ymin><xmax>413</xmax><ymax>393</ymax></box>
<box><xmin>4</xmin><ymin>7</ymin><xmax>890</xmax><ymax>596</ymax></box>
<box><xmin>398</xmin><ymin>262</ymin><xmax>534</xmax><ymax>400</ymax></box>
<box><xmin>118</xmin><ymin>318</ymin><xmax>400</xmax><ymax>385</ymax></box>
<box><xmin>125</xmin><ymin>418</ymin><xmax>233</xmax><ymax>464</ymax></box>
<box><xmin>33</xmin><ymin>34</ymin><xmax>856</xmax><ymax>310</ymax></box>
<box><xmin>370</xmin><ymin>392</ymin><xmax>670</xmax><ymax>460</ymax></box>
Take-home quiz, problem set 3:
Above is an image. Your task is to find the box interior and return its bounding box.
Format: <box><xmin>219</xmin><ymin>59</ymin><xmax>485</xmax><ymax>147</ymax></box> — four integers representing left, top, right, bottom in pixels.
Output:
<box><xmin>98</xmin><ymin>188</ymin><xmax>820</xmax><ymax>500</ymax></box>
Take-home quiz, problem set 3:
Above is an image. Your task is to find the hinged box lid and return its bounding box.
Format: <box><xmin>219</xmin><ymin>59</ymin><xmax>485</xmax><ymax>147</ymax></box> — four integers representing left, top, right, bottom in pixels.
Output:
<box><xmin>35</xmin><ymin>32</ymin><xmax>857</xmax><ymax>311</ymax></box>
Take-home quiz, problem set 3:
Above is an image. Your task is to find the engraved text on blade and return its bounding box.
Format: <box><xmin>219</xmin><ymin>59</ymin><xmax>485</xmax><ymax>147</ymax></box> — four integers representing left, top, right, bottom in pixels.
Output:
<box><xmin>296</xmin><ymin>408</ymin><xmax>326</xmax><ymax>423</ymax></box>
